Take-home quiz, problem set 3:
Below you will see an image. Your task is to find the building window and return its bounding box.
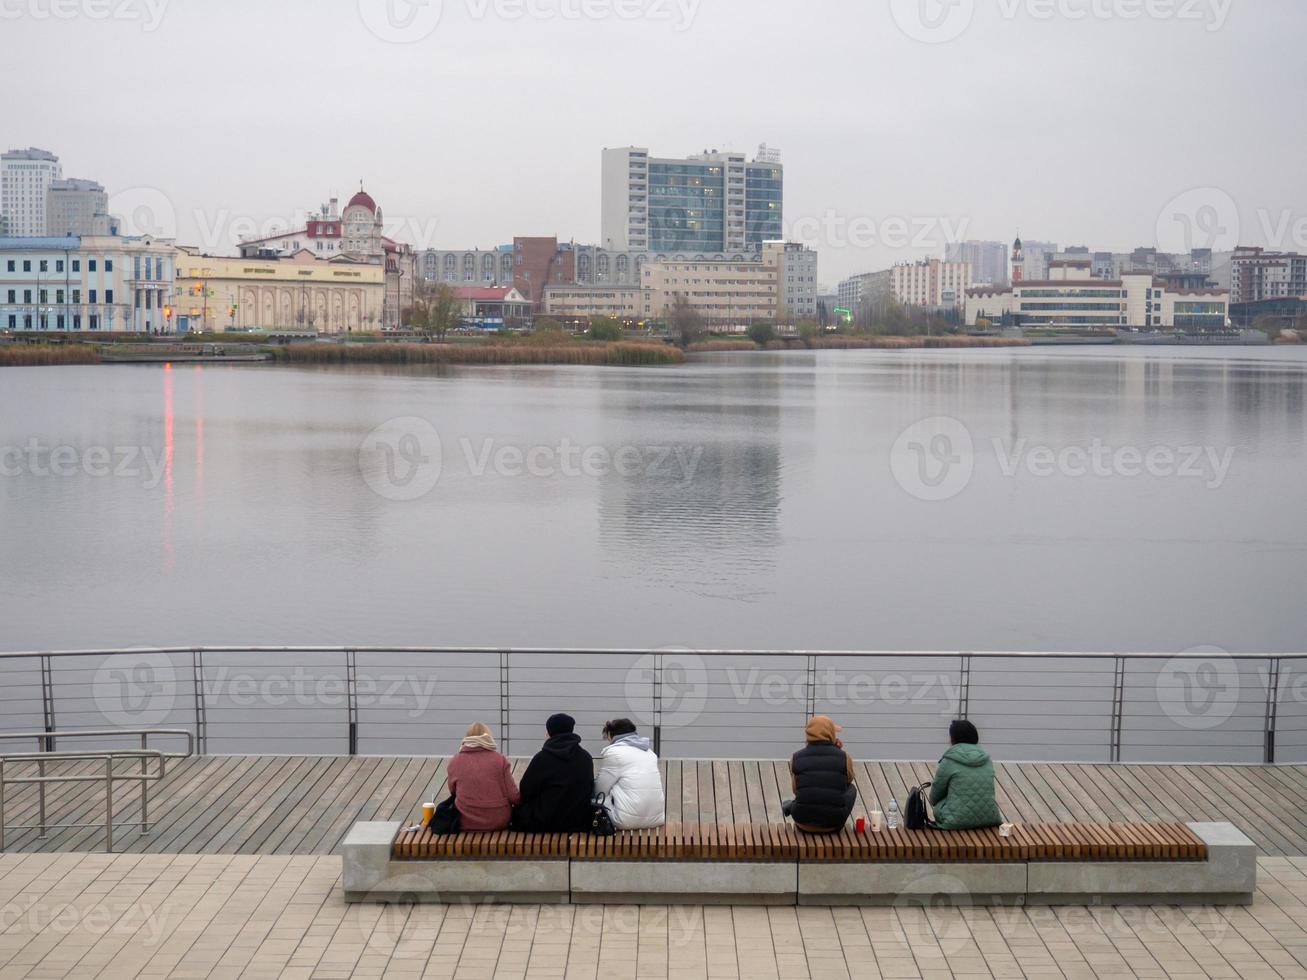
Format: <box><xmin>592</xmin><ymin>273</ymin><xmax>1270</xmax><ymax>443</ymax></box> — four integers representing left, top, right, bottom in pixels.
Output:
<box><xmin>105</xmin><ymin>259</ymin><xmax>113</xmax><ymax>273</ymax></box>
<box><xmin>89</xmin><ymin>259</ymin><xmax>97</xmax><ymax>272</ymax></box>
<box><xmin>89</xmin><ymin>289</ymin><xmax>97</xmax><ymax>303</ymax></box>
<box><xmin>105</xmin><ymin>289</ymin><xmax>114</xmax><ymax>304</ymax></box>
<box><xmin>72</xmin><ymin>260</ymin><xmax>79</xmax><ymax>272</ymax></box>
<box><xmin>22</xmin><ymin>260</ymin><xmax>31</xmax><ymax>272</ymax></box>
<box><xmin>39</xmin><ymin>260</ymin><xmax>47</xmax><ymax>272</ymax></box>
<box><xmin>55</xmin><ymin>260</ymin><xmax>64</xmax><ymax>273</ymax></box>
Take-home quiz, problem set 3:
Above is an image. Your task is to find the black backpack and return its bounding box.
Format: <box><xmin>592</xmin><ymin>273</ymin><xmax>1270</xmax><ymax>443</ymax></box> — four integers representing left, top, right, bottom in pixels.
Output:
<box><xmin>905</xmin><ymin>782</ymin><xmax>936</xmax><ymax>830</ymax></box>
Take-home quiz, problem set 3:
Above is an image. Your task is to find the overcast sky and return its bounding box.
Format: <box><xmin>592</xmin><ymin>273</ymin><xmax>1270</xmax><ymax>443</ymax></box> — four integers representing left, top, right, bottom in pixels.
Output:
<box><xmin>5</xmin><ymin>0</ymin><xmax>1304</xmax><ymax>283</ymax></box>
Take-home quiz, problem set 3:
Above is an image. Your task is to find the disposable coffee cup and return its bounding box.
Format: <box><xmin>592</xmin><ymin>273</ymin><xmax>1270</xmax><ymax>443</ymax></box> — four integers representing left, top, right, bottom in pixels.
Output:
<box><xmin>855</xmin><ymin>817</ymin><xmax>866</xmax><ymax>834</ymax></box>
<box><xmin>869</xmin><ymin>810</ymin><xmax>884</xmax><ymax>832</ymax></box>
<box><xmin>422</xmin><ymin>802</ymin><xmax>436</xmax><ymax>826</ymax></box>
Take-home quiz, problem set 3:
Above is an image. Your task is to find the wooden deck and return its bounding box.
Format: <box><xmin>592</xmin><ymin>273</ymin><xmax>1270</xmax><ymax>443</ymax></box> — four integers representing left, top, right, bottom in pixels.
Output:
<box><xmin>3</xmin><ymin>755</ymin><xmax>1306</xmax><ymax>857</ymax></box>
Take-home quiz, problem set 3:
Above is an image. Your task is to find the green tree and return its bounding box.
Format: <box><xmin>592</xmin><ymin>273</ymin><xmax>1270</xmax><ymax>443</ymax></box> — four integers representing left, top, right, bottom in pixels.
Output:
<box><xmin>796</xmin><ymin>318</ymin><xmax>820</xmax><ymax>341</ymax></box>
<box><xmin>588</xmin><ymin>316</ymin><xmax>624</xmax><ymax>342</ymax></box>
<box><xmin>413</xmin><ymin>282</ymin><xmax>461</xmax><ymax>341</ymax></box>
<box><xmin>747</xmin><ymin>321</ymin><xmax>776</xmax><ymax>346</ymax></box>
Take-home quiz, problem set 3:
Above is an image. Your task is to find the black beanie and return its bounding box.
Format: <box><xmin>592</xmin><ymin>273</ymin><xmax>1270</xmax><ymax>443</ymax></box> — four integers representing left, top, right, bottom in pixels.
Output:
<box><xmin>546</xmin><ymin>713</ymin><xmax>576</xmax><ymax>736</ymax></box>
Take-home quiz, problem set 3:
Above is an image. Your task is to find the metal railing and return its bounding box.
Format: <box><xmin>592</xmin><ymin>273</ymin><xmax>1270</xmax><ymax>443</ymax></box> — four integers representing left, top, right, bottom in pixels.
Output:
<box><xmin>0</xmin><ymin>647</ymin><xmax>1303</xmax><ymax>766</ymax></box>
<box><xmin>0</xmin><ymin>729</ymin><xmax>193</xmax><ymax>852</ymax></box>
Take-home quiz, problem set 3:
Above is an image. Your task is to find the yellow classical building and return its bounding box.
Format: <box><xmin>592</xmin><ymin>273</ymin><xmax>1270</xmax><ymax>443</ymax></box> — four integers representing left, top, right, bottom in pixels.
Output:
<box><xmin>174</xmin><ymin>247</ymin><xmax>385</xmax><ymax>334</ymax></box>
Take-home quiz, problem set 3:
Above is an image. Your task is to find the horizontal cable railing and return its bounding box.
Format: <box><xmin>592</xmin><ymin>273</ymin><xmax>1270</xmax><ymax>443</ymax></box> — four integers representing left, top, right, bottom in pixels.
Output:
<box><xmin>0</xmin><ymin>647</ymin><xmax>1302</xmax><ymax>765</ymax></box>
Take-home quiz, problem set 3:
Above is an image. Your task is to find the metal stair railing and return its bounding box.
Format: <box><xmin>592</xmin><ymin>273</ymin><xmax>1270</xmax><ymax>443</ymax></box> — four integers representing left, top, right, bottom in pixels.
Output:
<box><xmin>0</xmin><ymin>729</ymin><xmax>194</xmax><ymax>853</ymax></box>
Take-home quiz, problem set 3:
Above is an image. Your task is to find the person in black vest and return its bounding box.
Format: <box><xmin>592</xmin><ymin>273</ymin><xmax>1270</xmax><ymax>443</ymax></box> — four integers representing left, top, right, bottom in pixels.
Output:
<box><xmin>511</xmin><ymin>713</ymin><xmax>595</xmax><ymax>833</ymax></box>
<box><xmin>782</xmin><ymin>715</ymin><xmax>857</xmax><ymax>833</ymax></box>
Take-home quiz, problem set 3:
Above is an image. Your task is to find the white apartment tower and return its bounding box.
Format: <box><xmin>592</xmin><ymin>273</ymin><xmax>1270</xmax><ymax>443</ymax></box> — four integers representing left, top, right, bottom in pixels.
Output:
<box><xmin>1</xmin><ymin>148</ymin><xmax>62</xmax><ymax>237</ymax></box>
<box><xmin>762</xmin><ymin>241</ymin><xmax>818</xmax><ymax>320</ymax></box>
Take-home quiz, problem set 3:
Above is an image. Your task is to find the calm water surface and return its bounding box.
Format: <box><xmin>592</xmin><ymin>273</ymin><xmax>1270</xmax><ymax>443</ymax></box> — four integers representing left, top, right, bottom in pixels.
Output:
<box><xmin>2</xmin><ymin>347</ymin><xmax>1305</xmax><ymax>653</ymax></box>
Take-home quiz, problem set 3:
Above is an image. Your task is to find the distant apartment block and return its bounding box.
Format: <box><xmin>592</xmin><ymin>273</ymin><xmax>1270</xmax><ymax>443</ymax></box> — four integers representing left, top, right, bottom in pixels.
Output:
<box><xmin>761</xmin><ymin>241</ymin><xmax>818</xmax><ymax>319</ymax></box>
<box><xmin>46</xmin><ymin>179</ymin><xmax>113</xmax><ymax>237</ymax></box>
<box><xmin>641</xmin><ymin>259</ymin><xmax>778</xmax><ymax>325</ymax></box>
<box><xmin>602</xmin><ymin>145</ymin><xmax>783</xmax><ymax>254</ymax></box>
<box><xmin>966</xmin><ymin>261</ymin><xmax>1229</xmax><ymax>330</ymax></box>
<box><xmin>890</xmin><ymin>258</ymin><xmax>971</xmax><ymax>310</ymax></box>
<box><xmin>1015</xmin><ymin>239</ymin><xmax>1057</xmax><ymax>281</ymax></box>
<box><xmin>837</xmin><ymin>270</ymin><xmax>891</xmax><ymax>315</ymax></box>
<box><xmin>945</xmin><ymin>240</ymin><xmax>1009</xmax><ymax>286</ymax></box>
<box><xmin>1</xmin><ymin>148</ymin><xmax>62</xmax><ymax>237</ymax></box>
<box><xmin>1230</xmin><ymin>247</ymin><xmax>1307</xmax><ymax>304</ymax></box>
<box><xmin>543</xmin><ymin>285</ymin><xmax>646</xmax><ymax>320</ymax></box>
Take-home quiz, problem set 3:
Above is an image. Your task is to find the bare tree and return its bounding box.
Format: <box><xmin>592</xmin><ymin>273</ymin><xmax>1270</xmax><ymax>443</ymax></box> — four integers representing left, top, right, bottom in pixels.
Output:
<box><xmin>669</xmin><ymin>294</ymin><xmax>705</xmax><ymax>348</ymax></box>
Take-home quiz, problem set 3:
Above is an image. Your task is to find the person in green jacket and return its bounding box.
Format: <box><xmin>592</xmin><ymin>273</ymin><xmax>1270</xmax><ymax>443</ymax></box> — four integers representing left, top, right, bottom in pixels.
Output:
<box><xmin>929</xmin><ymin>720</ymin><xmax>1003</xmax><ymax>830</ymax></box>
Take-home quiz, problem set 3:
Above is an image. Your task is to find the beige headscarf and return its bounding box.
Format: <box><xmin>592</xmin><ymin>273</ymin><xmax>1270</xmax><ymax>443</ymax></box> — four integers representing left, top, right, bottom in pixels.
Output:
<box><xmin>804</xmin><ymin>715</ymin><xmax>842</xmax><ymax>744</ymax></box>
<box><xmin>461</xmin><ymin>721</ymin><xmax>497</xmax><ymax>752</ymax></box>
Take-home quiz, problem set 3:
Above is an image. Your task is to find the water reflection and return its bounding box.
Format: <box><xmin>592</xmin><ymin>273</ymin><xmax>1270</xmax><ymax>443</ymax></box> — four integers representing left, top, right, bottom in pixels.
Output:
<box><xmin>0</xmin><ymin>348</ymin><xmax>1304</xmax><ymax>651</ymax></box>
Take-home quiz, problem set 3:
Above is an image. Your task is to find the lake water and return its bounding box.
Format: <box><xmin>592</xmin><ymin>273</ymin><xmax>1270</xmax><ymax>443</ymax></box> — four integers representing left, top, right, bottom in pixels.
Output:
<box><xmin>3</xmin><ymin>347</ymin><xmax>1305</xmax><ymax>653</ymax></box>
<box><xmin>2</xmin><ymin>348</ymin><xmax>1306</xmax><ymax>761</ymax></box>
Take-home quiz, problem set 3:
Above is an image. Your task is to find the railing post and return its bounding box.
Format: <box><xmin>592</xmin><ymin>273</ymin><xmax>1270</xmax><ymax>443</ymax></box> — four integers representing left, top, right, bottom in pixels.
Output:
<box><xmin>958</xmin><ymin>654</ymin><xmax>972</xmax><ymax>720</ymax></box>
<box><xmin>191</xmin><ymin>648</ymin><xmax>206</xmax><ymax>756</ymax></box>
<box><xmin>805</xmin><ymin>655</ymin><xmax>817</xmax><ymax>721</ymax></box>
<box><xmin>652</xmin><ymin>650</ymin><xmax>663</xmax><ymax>758</ymax></box>
<box><xmin>346</xmin><ymin>649</ymin><xmax>359</xmax><ymax>756</ymax></box>
<box><xmin>40</xmin><ymin>655</ymin><xmax>55</xmax><ymax>753</ymax></box>
<box><xmin>499</xmin><ymin>651</ymin><xmax>511</xmax><ymax>757</ymax></box>
<box><xmin>1265</xmin><ymin>657</ymin><xmax>1281</xmax><ymax>765</ymax></box>
<box><xmin>105</xmin><ymin>756</ymin><xmax>114</xmax><ymax>854</ymax></box>
<box><xmin>1110</xmin><ymin>656</ymin><xmax>1126</xmax><ymax>763</ymax></box>
<box><xmin>37</xmin><ymin>758</ymin><xmax>46</xmax><ymax>839</ymax></box>
<box><xmin>140</xmin><ymin>732</ymin><xmax>150</xmax><ymax>835</ymax></box>
<box><xmin>0</xmin><ymin>760</ymin><xmax>5</xmax><ymax>852</ymax></box>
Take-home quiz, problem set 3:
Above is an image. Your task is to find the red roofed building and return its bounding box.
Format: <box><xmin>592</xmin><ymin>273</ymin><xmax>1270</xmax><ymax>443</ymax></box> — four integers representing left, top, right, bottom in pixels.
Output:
<box><xmin>237</xmin><ymin>184</ymin><xmax>415</xmax><ymax>329</ymax></box>
<box><xmin>450</xmin><ymin>285</ymin><xmax>531</xmax><ymax>327</ymax></box>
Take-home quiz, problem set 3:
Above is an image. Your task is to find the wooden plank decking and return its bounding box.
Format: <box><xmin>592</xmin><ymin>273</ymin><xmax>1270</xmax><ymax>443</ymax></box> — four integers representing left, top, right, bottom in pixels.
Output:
<box><xmin>2</xmin><ymin>756</ymin><xmax>1304</xmax><ymax>857</ymax></box>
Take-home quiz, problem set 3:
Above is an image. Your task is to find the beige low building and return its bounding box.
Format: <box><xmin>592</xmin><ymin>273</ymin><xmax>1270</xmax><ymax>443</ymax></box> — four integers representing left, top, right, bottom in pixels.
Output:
<box><xmin>174</xmin><ymin>248</ymin><xmax>385</xmax><ymax>334</ymax></box>
<box><xmin>641</xmin><ymin>260</ymin><xmax>778</xmax><ymax>326</ymax></box>
<box><xmin>542</xmin><ymin>284</ymin><xmax>646</xmax><ymax>320</ymax></box>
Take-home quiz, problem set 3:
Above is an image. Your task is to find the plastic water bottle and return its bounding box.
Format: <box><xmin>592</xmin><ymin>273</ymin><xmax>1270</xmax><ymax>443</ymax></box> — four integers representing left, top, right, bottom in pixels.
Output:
<box><xmin>887</xmin><ymin>799</ymin><xmax>899</xmax><ymax>830</ymax></box>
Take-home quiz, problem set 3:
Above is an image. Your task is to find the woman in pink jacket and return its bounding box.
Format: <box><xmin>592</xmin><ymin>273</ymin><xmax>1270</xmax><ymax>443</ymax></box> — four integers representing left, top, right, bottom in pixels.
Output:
<box><xmin>446</xmin><ymin>722</ymin><xmax>521</xmax><ymax>832</ymax></box>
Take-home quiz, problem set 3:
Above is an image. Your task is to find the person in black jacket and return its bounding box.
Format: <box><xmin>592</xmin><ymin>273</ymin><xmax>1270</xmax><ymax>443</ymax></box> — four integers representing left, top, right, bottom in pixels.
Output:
<box><xmin>782</xmin><ymin>715</ymin><xmax>857</xmax><ymax>833</ymax></box>
<box><xmin>511</xmin><ymin>713</ymin><xmax>595</xmax><ymax>832</ymax></box>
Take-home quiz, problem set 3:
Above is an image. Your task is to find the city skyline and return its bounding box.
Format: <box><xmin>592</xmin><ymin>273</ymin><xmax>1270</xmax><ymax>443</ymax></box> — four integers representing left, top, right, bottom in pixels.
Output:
<box><xmin>3</xmin><ymin>1</ymin><xmax>1304</xmax><ymax>281</ymax></box>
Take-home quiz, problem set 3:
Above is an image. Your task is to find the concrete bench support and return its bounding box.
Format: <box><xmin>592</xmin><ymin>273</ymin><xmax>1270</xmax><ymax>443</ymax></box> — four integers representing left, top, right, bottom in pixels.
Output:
<box><xmin>342</xmin><ymin>822</ymin><xmax>569</xmax><ymax>904</ymax></box>
<box><xmin>1026</xmin><ymin>822</ymin><xmax>1258</xmax><ymax>906</ymax></box>
<box><xmin>799</xmin><ymin>862</ymin><xmax>1028</xmax><ymax>907</ymax></box>
<box><xmin>571</xmin><ymin>861</ymin><xmax>796</xmax><ymax>906</ymax></box>
<box><xmin>342</xmin><ymin>821</ymin><xmax>1257</xmax><ymax>906</ymax></box>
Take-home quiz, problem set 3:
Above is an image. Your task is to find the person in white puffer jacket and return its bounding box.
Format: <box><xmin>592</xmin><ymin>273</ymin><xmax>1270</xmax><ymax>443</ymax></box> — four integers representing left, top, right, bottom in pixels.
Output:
<box><xmin>595</xmin><ymin>719</ymin><xmax>666</xmax><ymax>829</ymax></box>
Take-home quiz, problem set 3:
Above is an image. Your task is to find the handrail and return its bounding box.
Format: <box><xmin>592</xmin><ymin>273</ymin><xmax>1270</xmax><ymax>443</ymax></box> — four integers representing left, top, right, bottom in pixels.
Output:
<box><xmin>0</xmin><ymin>645</ymin><xmax>1303</xmax><ymax>661</ymax></box>
<box><xmin>0</xmin><ymin>728</ymin><xmax>194</xmax><ymax>853</ymax></box>
<box><xmin>0</xmin><ymin>649</ymin><xmax>1302</xmax><ymax>766</ymax></box>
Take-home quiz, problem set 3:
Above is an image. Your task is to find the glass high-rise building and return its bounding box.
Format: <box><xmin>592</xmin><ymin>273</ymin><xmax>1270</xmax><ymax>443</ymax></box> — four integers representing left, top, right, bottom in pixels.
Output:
<box><xmin>602</xmin><ymin>146</ymin><xmax>783</xmax><ymax>255</ymax></box>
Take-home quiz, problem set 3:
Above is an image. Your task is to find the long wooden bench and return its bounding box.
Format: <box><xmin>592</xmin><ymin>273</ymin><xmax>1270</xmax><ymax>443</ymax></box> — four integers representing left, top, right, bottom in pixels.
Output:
<box><xmin>393</xmin><ymin>819</ymin><xmax>1208</xmax><ymax>863</ymax></box>
<box><xmin>344</xmin><ymin>818</ymin><xmax>1251</xmax><ymax>906</ymax></box>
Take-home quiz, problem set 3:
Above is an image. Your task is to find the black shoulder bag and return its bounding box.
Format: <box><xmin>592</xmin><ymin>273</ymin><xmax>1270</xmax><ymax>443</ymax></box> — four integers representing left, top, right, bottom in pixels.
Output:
<box><xmin>590</xmin><ymin>793</ymin><xmax>617</xmax><ymax>837</ymax></box>
<box><xmin>431</xmin><ymin>795</ymin><xmax>461</xmax><ymax>835</ymax></box>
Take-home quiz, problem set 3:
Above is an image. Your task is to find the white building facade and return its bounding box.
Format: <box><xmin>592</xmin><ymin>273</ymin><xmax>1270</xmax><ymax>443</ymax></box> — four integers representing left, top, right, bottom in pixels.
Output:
<box><xmin>890</xmin><ymin>258</ymin><xmax>971</xmax><ymax>310</ymax></box>
<box><xmin>46</xmin><ymin>179</ymin><xmax>112</xmax><ymax>237</ymax></box>
<box><xmin>762</xmin><ymin>241</ymin><xmax>818</xmax><ymax>320</ymax></box>
<box><xmin>945</xmin><ymin>240</ymin><xmax>1009</xmax><ymax>286</ymax></box>
<box><xmin>1</xmin><ymin>148</ymin><xmax>62</xmax><ymax>237</ymax></box>
<box><xmin>1</xmin><ymin>235</ymin><xmax>178</xmax><ymax>333</ymax></box>
<box><xmin>966</xmin><ymin>264</ymin><xmax>1229</xmax><ymax>330</ymax></box>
